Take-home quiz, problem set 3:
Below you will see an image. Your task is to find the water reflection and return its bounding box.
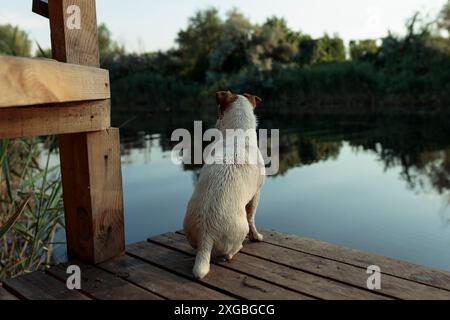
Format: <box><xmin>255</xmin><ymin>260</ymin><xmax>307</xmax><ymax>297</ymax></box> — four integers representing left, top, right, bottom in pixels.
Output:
<box><xmin>117</xmin><ymin>113</ymin><xmax>450</xmax><ymax>202</ymax></box>
<box><xmin>115</xmin><ymin>112</ymin><xmax>450</xmax><ymax>270</ymax></box>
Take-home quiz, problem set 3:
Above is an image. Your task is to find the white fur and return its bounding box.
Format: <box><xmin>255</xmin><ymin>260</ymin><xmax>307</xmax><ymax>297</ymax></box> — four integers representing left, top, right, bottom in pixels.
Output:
<box><xmin>184</xmin><ymin>95</ymin><xmax>265</xmax><ymax>279</ymax></box>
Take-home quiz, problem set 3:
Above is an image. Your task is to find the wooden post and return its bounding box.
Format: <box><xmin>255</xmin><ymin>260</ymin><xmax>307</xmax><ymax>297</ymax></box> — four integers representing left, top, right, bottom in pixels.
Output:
<box><xmin>48</xmin><ymin>0</ymin><xmax>125</xmax><ymax>263</ymax></box>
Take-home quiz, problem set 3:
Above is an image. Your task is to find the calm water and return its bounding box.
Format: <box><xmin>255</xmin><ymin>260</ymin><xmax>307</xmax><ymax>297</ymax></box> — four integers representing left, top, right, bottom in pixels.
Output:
<box><xmin>115</xmin><ymin>112</ymin><xmax>450</xmax><ymax>271</ymax></box>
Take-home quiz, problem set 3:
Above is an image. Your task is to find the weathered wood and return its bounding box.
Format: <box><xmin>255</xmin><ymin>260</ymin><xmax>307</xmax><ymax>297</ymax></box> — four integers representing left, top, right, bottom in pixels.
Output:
<box><xmin>0</xmin><ymin>283</ymin><xmax>18</xmax><ymax>300</ymax></box>
<box><xmin>49</xmin><ymin>0</ymin><xmax>125</xmax><ymax>263</ymax></box>
<box><xmin>47</xmin><ymin>261</ymin><xmax>162</xmax><ymax>300</ymax></box>
<box><xmin>0</xmin><ymin>100</ymin><xmax>110</xmax><ymax>139</ymax></box>
<box><xmin>0</xmin><ymin>56</ymin><xmax>109</xmax><ymax>108</ymax></box>
<box><xmin>2</xmin><ymin>271</ymin><xmax>90</xmax><ymax>300</ymax></box>
<box><xmin>126</xmin><ymin>241</ymin><xmax>313</xmax><ymax>300</ymax></box>
<box><xmin>260</xmin><ymin>229</ymin><xmax>450</xmax><ymax>291</ymax></box>
<box><xmin>100</xmin><ymin>255</ymin><xmax>234</xmax><ymax>300</ymax></box>
<box><xmin>151</xmin><ymin>232</ymin><xmax>391</xmax><ymax>300</ymax></box>
<box><xmin>32</xmin><ymin>0</ymin><xmax>49</xmax><ymax>18</ymax></box>
<box><xmin>6</xmin><ymin>228</ymin><xmax>450</xmax><ymax>300</ymax></box>
<box><xmin>236</xmin><ymin>238</ymin><xmax>450</xmax><ymax>300</ymax></box>
<box><xmin>59</xmin><ymin>128</ymin><xmax>125</xmax><ymax>262</ymax></box>
<box><xmin>49</xmin><ymin>0</ymin><xmax>100</xmax><ymax>67</ymax></box>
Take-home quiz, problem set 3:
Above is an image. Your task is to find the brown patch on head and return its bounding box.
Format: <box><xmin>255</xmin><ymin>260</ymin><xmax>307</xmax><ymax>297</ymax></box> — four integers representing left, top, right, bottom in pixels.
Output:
<box><xmin>243</xmin><ymin>93</ymin><xmax>262</xmax><ymax>109</ymax></box>
<box><xmin>216</xmin><ymin>91</ymin><xmax>237</xmax><ymax>118</ymax></box>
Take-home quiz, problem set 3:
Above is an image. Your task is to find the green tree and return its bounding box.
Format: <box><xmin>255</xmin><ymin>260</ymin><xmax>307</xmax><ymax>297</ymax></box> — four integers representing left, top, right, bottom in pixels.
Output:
<box><xmin>349</xmin><ymin>39</ymin><xmax>379</xmax><ymax>61</ymax></box>
<box><xmin>298</xmin><ymin>34</ymin><xmax>346</xmax><ymax>65</ymax></box>
<box><xmin>0</xmin><ymin>24</ymin><xmax>32</xmax><ymax>57</ymax></box>
<box><xmin>251</xmin><ymin>17</ymin><xmax>301</xmax><ymax>67</ymax></box>
<box><xmin>176</xmin><ymin>8</ymin><xmax>225</xmax><ymax>81</ymax></box>
<box><xmin>98</xmin><ymin>23</ymin><xmax>124</xmax><ymax>62</ymax></box>
<box><xmin>438</xmin><ymin>0</ymin><xmax>450</xmax><ymax>33</ymax></box>
<box><xmin>208</xmin><ymin>9</ymin><xmax>254</xmax><ymax>77</ymax></box>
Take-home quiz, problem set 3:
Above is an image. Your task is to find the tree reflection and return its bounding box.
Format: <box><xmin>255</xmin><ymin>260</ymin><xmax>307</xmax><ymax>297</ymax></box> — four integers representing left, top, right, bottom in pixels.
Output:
<box><xmin>117</xmin><ymin>113</ymin><xmax>450</xmax><ymax>202</ymax></box>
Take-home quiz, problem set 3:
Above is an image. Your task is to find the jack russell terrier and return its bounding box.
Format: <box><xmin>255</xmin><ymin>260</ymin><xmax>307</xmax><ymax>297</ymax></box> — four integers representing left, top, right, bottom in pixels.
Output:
<box><xmin>184</xmin><ymin>91</ymin><xmax>265</xmax><ymax>279</ymax></box>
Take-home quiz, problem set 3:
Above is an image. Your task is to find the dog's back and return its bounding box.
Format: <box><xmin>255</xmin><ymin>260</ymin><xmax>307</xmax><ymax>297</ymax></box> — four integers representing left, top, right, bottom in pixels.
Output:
<box><xmin>184</xmin><ymin>162</ymin><xmax>262</xmax><ymax>243</ymax></box>
<box><xmin>183</xmin><ymin>92</ymin><xmax>264</xmax><ymax>279</ymax></box>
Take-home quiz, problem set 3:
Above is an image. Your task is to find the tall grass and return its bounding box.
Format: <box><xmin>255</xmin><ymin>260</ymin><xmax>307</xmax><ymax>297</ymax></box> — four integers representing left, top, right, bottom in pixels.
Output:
<box><xmin>0</xmin><ymin>136</ymin><xmax>64</xmax><ymax>280</ymax></box>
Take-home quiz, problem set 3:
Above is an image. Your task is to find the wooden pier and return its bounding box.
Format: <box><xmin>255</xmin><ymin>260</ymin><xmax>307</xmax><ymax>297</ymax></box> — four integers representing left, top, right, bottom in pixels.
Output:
<box><xmin>2</xmin><ymin>229</ymin><xmax>450</xmax><ymax>300</ymax></box>
<box><xmin>2</xmin><ymin>1</ymin><xmax>450</xmax><ymax>301</ymax></box>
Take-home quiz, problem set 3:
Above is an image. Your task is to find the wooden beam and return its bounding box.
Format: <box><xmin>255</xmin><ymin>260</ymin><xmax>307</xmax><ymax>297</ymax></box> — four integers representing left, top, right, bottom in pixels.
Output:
<box><xmin>49</xmin><ymin>0</ymin><xmax>100</xmax><ymax>67</ymax></box>
<box><xmin>32</xmin><ymin>0</ymin><xmax>49</xmax><ymax>18</ymax></box>
<box><xmin>0</xmin><ymin>100</ymin><xmax>110</xmax><ymax>139</ymax></box>
<box><xmin>49</xmin><ymin>0</ymin><xmax>125</xmax><ymax>263</ymax></box>
<box><xmin>0</xmin><ymin>56</ymin><xmax>110</xmax><ymax>108</ymax></box>
<box><xmin>59</xmin><ymin>128</ymin><xmax>125</xmax><ymax>263</ymax></box>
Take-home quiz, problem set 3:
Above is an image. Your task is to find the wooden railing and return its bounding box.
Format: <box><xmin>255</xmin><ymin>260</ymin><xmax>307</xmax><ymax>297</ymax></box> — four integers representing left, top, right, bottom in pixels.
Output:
<box><xmin>0</xmin><ymin>0</ymin><xmax>125</xmax><ymax>263</ymax></box>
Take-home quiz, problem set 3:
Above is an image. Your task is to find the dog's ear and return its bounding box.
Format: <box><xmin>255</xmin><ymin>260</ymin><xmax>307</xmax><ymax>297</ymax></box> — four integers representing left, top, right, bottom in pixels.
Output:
<box><xmin>216</xmin><ymin>91</ymin><xmax>237</xmax><ymax>116</ymax></box>
<box><xmin>243</xmin><ymin>93</ymin><xmax>262</xmax><ymax>109</ymax></box>
<box><xmin>216</xmin><ymin>91</ymin><xmax>232</xmax><ymax>106</ymax></box>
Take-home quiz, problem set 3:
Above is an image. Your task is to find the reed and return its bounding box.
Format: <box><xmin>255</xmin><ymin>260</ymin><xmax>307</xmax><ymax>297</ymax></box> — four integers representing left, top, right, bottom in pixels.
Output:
<box><xmin>0</xmin><ymin>136</ymin><xmax>64</xmax><ymax>280</ymax></box>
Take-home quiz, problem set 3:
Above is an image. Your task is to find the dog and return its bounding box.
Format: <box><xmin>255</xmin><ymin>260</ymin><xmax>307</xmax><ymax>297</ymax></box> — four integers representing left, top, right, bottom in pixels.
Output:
<box><xmin>183</xmin><ymin>91</ymin><xmax>265</xmax><ymax>279</ymax></box>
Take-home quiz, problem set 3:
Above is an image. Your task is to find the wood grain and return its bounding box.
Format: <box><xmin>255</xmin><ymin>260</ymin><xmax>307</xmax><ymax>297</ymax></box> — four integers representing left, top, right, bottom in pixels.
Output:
<box><xmin>126</xmin><ymin>241</ymin><xmax>313</xmax><ymax>300</ymax></box>
<box><xmin>2</xmin><ymin>271</ymin><xmax>90</xmax><ymax>300</ymax></box>
<box><xmin>7</xmin><ymin>229</ymin><xmax>450</xmax><ymax>300</ymax></box>
<box><xmin>0</xmin><ymin>56</ymin><xmax>109</xmax><ymax>108</ymax></box>
<box><xmin>49</xmin><ymin>0</ymin><xmax>100</xmax><ymax>67</ymax></box>
<box><xmin>240</xmin><ymin>237</ymin><xmax>450</xmax><ymax>299</ymax></box>
<box><xmin>0</xmin><ymin>283</ymin><xmax>18</xmax><ymax>300</ymax></box>
<box><xmin>47</xmin><ymin>261</ymin><xmax>162</xmax><ymax>300</ymax></box>
<box><xmin>49</xmin><ymin>0</ymin><xmax>125</xmax><ymax>264</ymax></box>
<box><xmin>260</xmin><ymin>228</ymin><xmax>450</xmax><ymax>291</ymax></box>
<box><xmin>0</xmin><ymin>100</ymin><xmax>110</xmax><ymax>139</ymax></box>
<box><xmin>100</xmin><ymin>255</ymin><xmax>234</xmax><ymax>300</ymax></box>
<box><xmin>151</xmin><ymin>232</ymin><xmax>391</xmax><ymax>300</ymax></box>
<box><xmin>59</xmin><ymin>128</ymin><xmax>125</xmax><ymax>263</ymax></box>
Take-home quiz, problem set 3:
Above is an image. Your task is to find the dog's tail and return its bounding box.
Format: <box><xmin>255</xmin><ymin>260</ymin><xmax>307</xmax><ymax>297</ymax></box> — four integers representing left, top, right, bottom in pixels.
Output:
<box><xmin>193</xmin><ymin>236</ymin><xmax>213</xmax><ymax>279</ymax></box>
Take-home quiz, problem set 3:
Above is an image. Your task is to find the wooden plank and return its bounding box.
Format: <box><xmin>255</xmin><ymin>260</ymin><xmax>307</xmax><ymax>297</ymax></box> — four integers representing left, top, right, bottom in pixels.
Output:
<box><xmin>49</xmin><ymin>0</ymin><xmax>100</xmax><ymax>67</ymax></box>
<box><xmin>260</xmin><ymin>229</ymin><xmax>450</xmax><ymax>291</ymax></box>
<box><xmin>100</xmin><ymin>255</ymin><xmax>234</xmax><ymax>300</ymax></box>
<box><xmin>32</xmin><ymin>0</ymin><xmax>49</xmax><ymax>18</ymax></box>
<box><xmin>0</xmin><ymin>56</ymin><xmax>110</xmax><ymax>108</ymax></box>
<box><xmin>150</xmin><ymin>232</ymin><xmax>391</xmax><ymax>300</ymax></box>
<box><xmin>237</xmin><ymin>238</ymin><xmax>450</xmax><ymax>299</ymax></box>
<box><xmin>126</xmin><ymin>241</ymin><xmax>313</xmax><ymax>300</ymax></box>
<box><xmin>0</xmin><ymin>283</ymin><xmax>19</xmax><ymax>300</ymax></box>
<box><xmin>50</xmin><ymin>0</ymin><xmax>124</xmax><ymax>264</ymax></box>
<box><xmin>59</xmin><ymin>128</ymin><xmax>125</xmax><ymax>263</ymax></box>
<box><xmin>0</xmin><ymin>100</ymin><xmax>110</xmax><ymax>139</ymax></box>
<box><xmin>46</xmin><ymin>261</ymin><xmax>162</xmax><ymax>300</ymax></box>
<box><xmin>2</xmin><ymin>271</ymin><xmax>90</xmax><ymax>300</ymax></box>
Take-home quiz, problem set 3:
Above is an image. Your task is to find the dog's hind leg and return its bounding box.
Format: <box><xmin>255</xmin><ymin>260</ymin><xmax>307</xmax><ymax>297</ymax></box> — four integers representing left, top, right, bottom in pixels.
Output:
<box><xmin>245</xmin><ymin>191</ymin><xmax>264</xmax><ymax>242</ymax></box>
<box><xmin>193</xmin><ymin>236</ymin><xmax>213</xmax><ymax>279</ymax></box>
<box><xmin>225</xmin><ymin>243</ymin><xmax>243</xmax><ymax>261</ymax></box>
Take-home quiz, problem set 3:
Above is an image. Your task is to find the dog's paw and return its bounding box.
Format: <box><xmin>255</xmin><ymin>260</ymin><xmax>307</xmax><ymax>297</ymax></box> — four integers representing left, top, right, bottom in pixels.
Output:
<box><xmin>249</xmin><ymin>232</ymin><xmax>264</xmax><ymax>242</ymax></box>
<box><xmin>225</xmin><ymin>253</ymin><xmax>234</xmax><ymax>261</ymax></box>
<box><xmin>217</xmin><ymin>256</ymin><xmax>228</xmax><ymax>263</ymax></box>
<box><xmin>193</xmin><ymin>264</ymin><xmax>210</xmax><ymax>279</ymax></box>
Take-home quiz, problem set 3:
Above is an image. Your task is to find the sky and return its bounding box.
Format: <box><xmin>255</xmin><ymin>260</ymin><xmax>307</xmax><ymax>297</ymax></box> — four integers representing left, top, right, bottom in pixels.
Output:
<box><xmin>0</xmin><ymin>0</ymin><xmax>447</xmax><ymax>54</ymax></box>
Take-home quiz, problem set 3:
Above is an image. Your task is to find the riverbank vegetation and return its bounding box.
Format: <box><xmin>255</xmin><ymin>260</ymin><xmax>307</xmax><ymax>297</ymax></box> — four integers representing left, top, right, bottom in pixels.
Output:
<box><xmin>2</xmin><ymin>2</ymin><xmax>449</xmax><ymax>114</ymax></box>
<box><xmin>0</xmin><ymin>137</ymin><xmax>63</xmax><ymax>280</ymax></box>
<box><xmin>102</xmin><ymin>2</ymin><xmax>450</xmax><ymax>114</ymax></box>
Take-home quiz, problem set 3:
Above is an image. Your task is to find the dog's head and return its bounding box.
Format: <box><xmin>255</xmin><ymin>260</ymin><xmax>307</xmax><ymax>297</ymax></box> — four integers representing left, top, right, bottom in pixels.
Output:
<box><xmin>216</xmin><ymin>91</ymin><xmax>262</xmax><ymax>120</ymax></box>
